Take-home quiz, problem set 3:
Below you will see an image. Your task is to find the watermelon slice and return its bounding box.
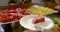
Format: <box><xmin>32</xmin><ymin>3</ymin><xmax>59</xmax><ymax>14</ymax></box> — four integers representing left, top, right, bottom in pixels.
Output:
<box><xmin>32</xmin><ymin>16</ymin><xmax>45</xmax><ymax>24</ymax></box>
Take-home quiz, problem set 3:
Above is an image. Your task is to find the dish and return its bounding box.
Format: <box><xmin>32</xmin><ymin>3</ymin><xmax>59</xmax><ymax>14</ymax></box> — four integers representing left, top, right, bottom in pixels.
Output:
<box><xmin>20</xmin><ymin>15</ymin><xmax>54</xmax><ymax>30</ymax></box>
<box><xmin>0</xmin><ymin>8</ymin><xmax>30</xmax><ymax>24</ymax></box>
<box><xmin>27</xmin><ymin>5</ymin><xmax>58</xmax><ymax>15</ymax></box>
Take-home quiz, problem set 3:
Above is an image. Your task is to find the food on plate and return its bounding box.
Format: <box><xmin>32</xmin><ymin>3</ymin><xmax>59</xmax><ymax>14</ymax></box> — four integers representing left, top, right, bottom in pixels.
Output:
<box><xmin>53</xmin><ymin>17</ymin><xmax>60</xmax><ymax>32</ymax></box>
<box><xmin>0</xmin><ymin>8</ymin><xmax>30</xmax><ymax>23</ymax></box>
<box><xmin>10</xmin><ymin>13</ymin><xmax>23</xmax><ymax>20</ymax></box>
<box><xmin>27</xmin><ymin>7</ymin><xmax>58</xmax><ymax>15</ymax></box>
<box><xmin>9</xmin><ymin>8</ymin><xmax>30</xmax><ymax>15</ymax></box>
<box><xmin>32</xmin><ymin>16</ymin><xmax>45</xmax><ymax>24</ymax></box>
<box><xmin>18</xmin><ymin>8</ymin><xmax>30</xmax><ymax>15</ymax></box>
<box><xmin>0</xmin><ymin>13</ymin><xmax>23</xmax><ymax>23</ymax></box>
<box><xmin>0</xmin><ymin>14</ymin><xmax>11</xmax><ymax>23</ymax></box>
<box><xmin>9</xmin><ymin>9</ymin><xmax>17</xmax><ymax>13</ymax></box>
<box><xmin>0</xmin><ymin>10</ymin><xmax>9</xmax><ymax>13</ymax></box>
<box><xmin>20</xmin><ymin>15</ymin><xmax>54</xmax><ymax>32</ymax></box>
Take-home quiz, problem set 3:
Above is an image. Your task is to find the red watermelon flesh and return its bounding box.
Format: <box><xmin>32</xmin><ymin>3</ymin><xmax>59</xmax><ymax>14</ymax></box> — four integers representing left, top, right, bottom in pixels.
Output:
<box><xmin>32</xmin><ymin>16</ymin><xmax>45</xmax><ymax>24</ymax></box>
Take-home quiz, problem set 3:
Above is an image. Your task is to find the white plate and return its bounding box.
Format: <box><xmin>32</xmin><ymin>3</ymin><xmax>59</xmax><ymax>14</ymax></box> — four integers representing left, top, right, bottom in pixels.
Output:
<box><xmin>19</xmin><ymin>15</ymin><xmax>54</xmax><ymax>30</ymax></box>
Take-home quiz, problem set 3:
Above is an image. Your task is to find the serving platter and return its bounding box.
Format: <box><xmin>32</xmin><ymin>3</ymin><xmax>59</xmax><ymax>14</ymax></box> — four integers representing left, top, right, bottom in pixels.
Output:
<box><xmin>20</xmin><ymin>15</ymin><xmax>54</xmax><ymax>30</ymax></box>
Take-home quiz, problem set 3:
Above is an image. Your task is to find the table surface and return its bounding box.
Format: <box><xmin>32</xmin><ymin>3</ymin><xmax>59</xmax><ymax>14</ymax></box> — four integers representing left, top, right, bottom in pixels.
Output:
<box><xmin>0</xmin><ymin>3</ymin><xmax>60</xmax><ymax>32</ymax></box>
